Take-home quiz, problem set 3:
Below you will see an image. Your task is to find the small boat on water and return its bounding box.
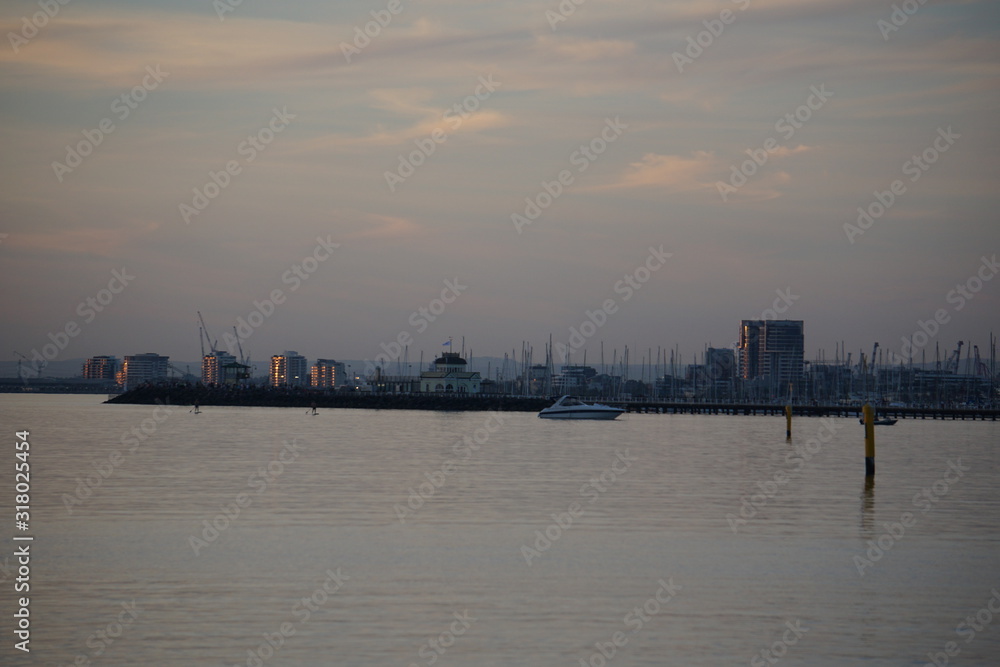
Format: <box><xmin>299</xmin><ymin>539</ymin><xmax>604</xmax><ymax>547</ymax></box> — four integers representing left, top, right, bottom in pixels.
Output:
<box><xmin>859</xmin><ymin>417</ymin><xmax>897</xmax><ymax>426</ymax></box>
<box><xmin>538</xmin><ymin>395</ymin><xmax>625</xmax><ymax>420</ymax></box>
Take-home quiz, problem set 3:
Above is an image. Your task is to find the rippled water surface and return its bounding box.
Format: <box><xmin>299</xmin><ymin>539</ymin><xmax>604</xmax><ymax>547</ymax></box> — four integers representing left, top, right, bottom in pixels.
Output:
<box><xmin>2</xmin><ymin>394</ymin><xmax>999</xmax><ymax>665</ymax></box>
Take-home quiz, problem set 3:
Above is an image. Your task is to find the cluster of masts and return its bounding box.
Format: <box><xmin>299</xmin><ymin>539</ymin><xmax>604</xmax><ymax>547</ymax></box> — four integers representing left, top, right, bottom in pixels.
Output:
<box><xmin>187</xmin><ymin>311</ymin><xmax>997</xmax><ymax>392</ymax></box>
<box><xmin>850</xmin><ymin>339</ymin><xmax>993</xmax><ymax>377</ymax></box>
<box><xmin>9</xmin><ymin>307</ymin><xmax>995</xmax><ymax>384</ymax></box>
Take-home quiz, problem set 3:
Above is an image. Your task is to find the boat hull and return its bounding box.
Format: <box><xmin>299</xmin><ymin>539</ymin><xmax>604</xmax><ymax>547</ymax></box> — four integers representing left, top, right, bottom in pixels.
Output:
<box><xmin>537</xmin><ymin>395</ymin><xmax>625</xmax><ymax>420</ymax></box>
<box><xmin>538</xmin><ymin>409</ymin><xmax>624</xmax><ymax>420</ymax></box>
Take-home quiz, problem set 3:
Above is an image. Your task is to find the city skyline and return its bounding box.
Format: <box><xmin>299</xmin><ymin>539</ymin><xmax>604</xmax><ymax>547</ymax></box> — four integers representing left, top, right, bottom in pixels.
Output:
<box><xmin>2</xmin><ymin>2</ymin><xmax>998</xmax><ymax>371</ymax></box>
<box><xmin>8</xmin><ymin>303</ymin><xmax>999</xmax><ymax>381</ymax></box>
<box><xmin>16</xmin><ymin>319</ymin><xmax>996</xmax><ymax>384</ymax></box>
<box><xmin>46</xmin><ymin>335</ymin><xmax>994</xmax><ymax>407</ymax></box>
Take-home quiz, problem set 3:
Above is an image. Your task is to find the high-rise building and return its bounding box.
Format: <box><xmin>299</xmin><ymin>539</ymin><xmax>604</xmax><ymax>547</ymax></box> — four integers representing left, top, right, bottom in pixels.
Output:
<box><xmin>270</xmin><ymin>351</ymin><xmax>307</xmax><ymax>387</ymax></box>
<box><xmin>706</xmin><ymin>347</ymin><xmax>735</xmax><ymax>382</ymax></box>
<box><xmin>82</xmin><ymin>355</ymin><xmax>118</xmax><ymax>381</ymax></box>
<box><xmin>739</xmin><ymin>322</ymin><xmax>762</xmax><ymax>381</ymax></box>
<box><xmin>121</xmin><ymin>353</ymin><xmax>169</xmax><ymax>388</ymax></box>
<box><xmin>738</xmin><ymin>320</ymin><xmax>804</xmax><ymax>385</ymax></box>
<box><xmin>311</xmin><ymin>359</ymin><xmax>346</xmax><ymax>388</ymax></box>
<box><xmin>202</xmin><ymin>352</ymin><xmax>236</xmax><ymax>385</ymax></box>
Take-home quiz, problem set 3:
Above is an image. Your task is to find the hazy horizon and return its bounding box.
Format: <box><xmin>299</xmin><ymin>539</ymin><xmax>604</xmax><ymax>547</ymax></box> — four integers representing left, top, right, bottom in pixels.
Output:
<box><xmin>2</xmin><ymin>1</ymin><xmax>998</xmax><ymax>370</ymax></box>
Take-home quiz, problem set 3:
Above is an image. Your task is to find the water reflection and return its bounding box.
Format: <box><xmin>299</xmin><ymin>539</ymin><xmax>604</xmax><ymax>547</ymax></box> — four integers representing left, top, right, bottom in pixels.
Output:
<box><xmin>6</xmin><ymin>396</ymin><xmax>1000</xmax><ymax>666</ymax></box>
<box><xmin>860</xmin><ymin>476</ymin><xmax>875</xmax><ymax>535</ymax></box>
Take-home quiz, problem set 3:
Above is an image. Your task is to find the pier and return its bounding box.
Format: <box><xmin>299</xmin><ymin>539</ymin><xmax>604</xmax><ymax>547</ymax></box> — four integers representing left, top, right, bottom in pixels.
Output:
<box><xmin>610</xmin><ymin>401</ymin><xmax>1000</xmax><ymax>421</ymax></box>
<box><xmin>105</xmin><ymin>384</ymin><xmax>1000</xmax><ymax>420</ymax></box>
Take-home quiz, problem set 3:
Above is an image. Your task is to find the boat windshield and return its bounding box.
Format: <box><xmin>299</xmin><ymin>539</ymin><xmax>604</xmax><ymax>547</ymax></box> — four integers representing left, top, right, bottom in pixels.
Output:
<box><xmin>561</xmin><ymin>397</ymin><xmax>583</xmax><ymax>406</ymax></box>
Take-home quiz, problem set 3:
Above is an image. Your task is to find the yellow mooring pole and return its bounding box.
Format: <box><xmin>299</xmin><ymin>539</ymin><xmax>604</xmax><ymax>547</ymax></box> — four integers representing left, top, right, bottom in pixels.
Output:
<box><xmin>785</xmin><ymin>381</ymin><xmax>793</xmax><ymax>441</ymax></box>
<box><xmin>863</xmin><ymin>403</ymin><xmax>875</xmax><ymax>476</ymax></box>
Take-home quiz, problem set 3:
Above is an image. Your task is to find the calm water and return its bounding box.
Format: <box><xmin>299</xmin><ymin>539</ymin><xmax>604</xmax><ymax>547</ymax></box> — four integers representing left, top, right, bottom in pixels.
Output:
<box><xmin>2</xmin><ymin>394</ymin><xmax>999</xmax><ymax>666</ymax></box>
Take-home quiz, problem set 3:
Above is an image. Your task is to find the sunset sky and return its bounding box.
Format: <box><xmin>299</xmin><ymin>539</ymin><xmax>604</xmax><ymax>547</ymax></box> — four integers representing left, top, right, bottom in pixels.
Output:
<box><xmin>2</xmin><ymin>0</ymin><xmax>998</xmax><ymax>371</ymax></box>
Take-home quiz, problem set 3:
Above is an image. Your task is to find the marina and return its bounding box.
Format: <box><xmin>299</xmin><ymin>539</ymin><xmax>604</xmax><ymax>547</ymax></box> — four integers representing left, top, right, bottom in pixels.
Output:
<box><xmin>103</xmin><ymin>383</ymin><xmax>1000</xmax><ymax>420</ymax></box>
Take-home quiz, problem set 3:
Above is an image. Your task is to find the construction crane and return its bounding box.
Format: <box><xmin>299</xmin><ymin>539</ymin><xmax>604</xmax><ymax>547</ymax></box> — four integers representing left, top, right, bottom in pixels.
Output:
<box><xmin>230</xmin><ymin>326</ymin><xmax>252</xmax><ymax>381</ymax></box>
<box><xmin>167</xmin><ymin>362</ymin><xmax>193</xmax><ymax>379</ymax></box>
<box><xmin>973</xmin><ymin>345</ymin><xmax>990</xmax><ymax>377</ymax></box>
<box><xmin>13</xmin><ymin>351</ymin><xmax>44</xmax><ymax>379</ymax></box>
<box><xmin>197</xmin><ymin>311</ymin><xmax>219</xmax><ymax>358</ymax></box>
<box><xmin>232</xmin><ymin>326</ymin><xmax>247</xmax><ymax>366</ymax></box>
<box><xmin>13</xmin><ymin>351</ymin><xmax>27</xmax><ymax>381</ymax></box>
<box><xmin>946</xmin><ymin>341</ymin><xmax>964</xmax><ymax>374</ymax></box>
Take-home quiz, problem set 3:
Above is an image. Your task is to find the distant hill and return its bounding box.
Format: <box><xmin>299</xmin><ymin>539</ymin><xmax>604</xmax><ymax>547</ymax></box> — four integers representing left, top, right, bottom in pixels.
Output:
<box><xmin>0</xmin><ymin>358</ymin><xmax>88</xmax><ymax>379</ymax></box>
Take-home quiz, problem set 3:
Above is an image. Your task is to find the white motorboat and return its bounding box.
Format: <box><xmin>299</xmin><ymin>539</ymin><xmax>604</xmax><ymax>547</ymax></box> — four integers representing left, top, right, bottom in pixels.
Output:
<box><xmin>538</xmin><ymin>395</ymin><xmax>625</xmax><ymax>420</ymax></box>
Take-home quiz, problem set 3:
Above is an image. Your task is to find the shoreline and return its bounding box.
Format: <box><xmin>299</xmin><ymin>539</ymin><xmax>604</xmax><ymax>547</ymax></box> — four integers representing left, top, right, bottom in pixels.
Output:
<box><xmin>103</xmin><ymin>385</ymin><xmax>1000</xmax><ymax>420</ymax></box>
<box><xmin>105</xmin><ymin>384</ymin><xmax>550</xmax><ymax>412</ymax></box>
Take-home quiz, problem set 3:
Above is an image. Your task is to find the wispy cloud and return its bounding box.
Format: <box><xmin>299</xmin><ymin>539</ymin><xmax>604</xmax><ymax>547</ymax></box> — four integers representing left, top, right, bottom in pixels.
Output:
<box><xmin>342</xmin><ymin>213</ymin><xmax>424</xmax><ymax>240</ymax></box>
<box><xmin>535</xmin><ymin>35</ymin><xmax>636</xmax><ymax>62</ymax></box>
<box><xmin>599</xmin><ymin>151</ymin><xmax>721</xmax><ymax>193</ymax></box>
<box><xmin>599</xmin><ymin>145</ymin><xmax>811</xmax><ymax>202</ymax></box>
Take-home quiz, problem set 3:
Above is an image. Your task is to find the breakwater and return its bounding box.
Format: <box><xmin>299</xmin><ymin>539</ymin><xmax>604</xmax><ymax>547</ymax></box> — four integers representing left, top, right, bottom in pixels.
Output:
<box><xmin>105</xmin><ymin>384</ymin><xmax>550</xmax><ymax>412</ymax></box>
<box><xmin>105</xmin><ymin>385</ymin><xmax>1000</xmax><ymax>420</ymax></box>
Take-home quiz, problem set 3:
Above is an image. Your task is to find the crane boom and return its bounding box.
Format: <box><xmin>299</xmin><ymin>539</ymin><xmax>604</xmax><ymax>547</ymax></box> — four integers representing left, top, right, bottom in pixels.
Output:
<box><xmin>947</xmin><ymin>341</ymin><xmax>964</xmax><ymax>373</ymax></box>
<box><xmin>197</xmin><ymin>311</ymin><xmax>218</xmax><ymax>355</ymax></box>
<box><xmin>974</xmin><ymin>345</ymin><xmax>989</xmax><ymax>377</ymax></box>
<box><xmin>14</xmin><ymin>350</ymin><xmax>43</xmax><ymax>377</ymax></box>
<box><xmin>233</xmin><ymin>326</ymin><xmax>246</xmax><ymax>365</ymax></box>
